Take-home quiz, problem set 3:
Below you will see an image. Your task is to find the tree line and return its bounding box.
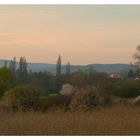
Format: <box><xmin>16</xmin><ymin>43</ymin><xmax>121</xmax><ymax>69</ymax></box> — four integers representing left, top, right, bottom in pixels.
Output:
<box><xmin>1</xmin><ymin>46</ymin><xmax>140</xmax><ymax>99</ymax></box>
<box><xmin>0</xmin><ymin>55</ymin><xmax>111</xmax><ymax>98</ymax></box>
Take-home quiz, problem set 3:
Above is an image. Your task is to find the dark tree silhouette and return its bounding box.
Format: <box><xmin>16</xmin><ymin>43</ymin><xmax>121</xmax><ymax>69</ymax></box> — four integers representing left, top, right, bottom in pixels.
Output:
<box><xmin>133</xmin><ymin>46</ymin><xmax>140</xmax><ymax>77</ymax></box>
<box><xmin>18</xmin><ymin>56</ymin><xmax>28</xmax><ymax>83</ymax></box>
<box><xmin>9</xmin><ymin>57</ymin><xmax>16</xmax><ymax>74</ymax></box>
<box><xmin>19</xmin><ymin>56</ymin><xmax>27</xmax><ymax>74</ymax></box>
<box><xmin>66</xmin><ymin>61</ymin><xmax>71</xmax><ymax>74</ymax></box>
<box><xmin>128</xmin><ymin>69</ymin><xmax>134</xmax><ymax>79</ymax></box>
<box><xmin>56</xmin><ymin>55</ymin><xmax>61</xmax><ymax>77</ymax></box>
<box><xmin>133</xmin><ymin>45</ymin><xmax>140</xmax><ymax>65</ymax></box>
<box><xmin>4</xmin><ymin>60</ymin><xmax>7</xmax><ymax>68</ymax></box>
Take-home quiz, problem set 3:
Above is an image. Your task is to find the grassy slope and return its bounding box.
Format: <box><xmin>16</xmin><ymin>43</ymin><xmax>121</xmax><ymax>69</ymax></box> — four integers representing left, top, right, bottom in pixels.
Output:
<box><xmin>0</xmin><ymin>106</ymin><xmax>140</xmax><ymax>135</ymax></box>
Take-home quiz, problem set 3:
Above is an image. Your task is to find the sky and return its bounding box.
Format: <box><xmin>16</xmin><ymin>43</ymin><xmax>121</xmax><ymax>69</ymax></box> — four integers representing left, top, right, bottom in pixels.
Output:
<box><xmin>0</xmin><ymin>5</ymin><xmax>140</xmax><ymax>65</ymax></box>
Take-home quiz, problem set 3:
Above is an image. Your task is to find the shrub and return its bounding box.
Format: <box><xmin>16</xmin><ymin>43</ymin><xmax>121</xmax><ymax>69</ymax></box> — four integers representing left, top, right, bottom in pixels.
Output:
<box><xmin>70</xmin><ymin>86</ymin><xmax>112</xmax><ymax>110</ymax></box>
<box><xmin>38</xmin><ymin>95</ymin><xmax>72</xmax><ymax>111</ymax></box>
<box><xmin>4</xmin><ymin>85</ymin><xmax>45</xmax><ymax>111</ymax></box>
<box><xmin>0</xmin><ymin>67</ymin><xmax>12</xmax><ymax>98</ymax></box>
<box><xmin>109</xmin><ymin>81</ymin><xmax>140</xmax><ymax>98</ymax></box>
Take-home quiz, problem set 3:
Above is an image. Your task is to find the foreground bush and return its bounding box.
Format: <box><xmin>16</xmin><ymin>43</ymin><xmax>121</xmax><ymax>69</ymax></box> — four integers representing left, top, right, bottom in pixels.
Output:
<box><xmin>38</xmin><ymin>95</ymin><xmax>72</xmax><ymax>111</ymax></box>
<box><xmin>4</xmin><ymin>85</ymin><xmax>45</xmax><ymax>111</ymax></box>
<box><xmin>70</xmin><ymin>86</ymin><xmax>112</xmax><ymax>110</ymax></box>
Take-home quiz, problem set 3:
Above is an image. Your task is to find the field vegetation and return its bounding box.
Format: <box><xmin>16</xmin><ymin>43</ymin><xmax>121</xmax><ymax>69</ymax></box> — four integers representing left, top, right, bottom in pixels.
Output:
<box><xmin>0</xmin><ymin>106</ymin><xmax>140</xmax><ymax>135</ymax></box>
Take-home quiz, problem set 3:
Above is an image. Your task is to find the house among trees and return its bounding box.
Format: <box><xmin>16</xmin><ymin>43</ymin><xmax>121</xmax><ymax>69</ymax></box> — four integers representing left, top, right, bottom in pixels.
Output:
<box><xmin>108</xmin><ymin>72</ymin><xmax>121</xmax><ymax>79</ymax></box>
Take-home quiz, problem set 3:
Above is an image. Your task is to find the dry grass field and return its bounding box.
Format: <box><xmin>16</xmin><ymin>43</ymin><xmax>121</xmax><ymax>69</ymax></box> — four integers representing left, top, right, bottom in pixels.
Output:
<box><xmin>0</xmin><ymin>105</ymin><xmax>140</xmax><ymax>135</ymax></box>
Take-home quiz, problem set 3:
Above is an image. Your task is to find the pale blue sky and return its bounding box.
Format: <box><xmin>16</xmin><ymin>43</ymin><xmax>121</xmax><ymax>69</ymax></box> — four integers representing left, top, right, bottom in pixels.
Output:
<box><xmin>0</xmin><ymin>5</ymin><xmax>140</xmax><ymax>64</ymax></box>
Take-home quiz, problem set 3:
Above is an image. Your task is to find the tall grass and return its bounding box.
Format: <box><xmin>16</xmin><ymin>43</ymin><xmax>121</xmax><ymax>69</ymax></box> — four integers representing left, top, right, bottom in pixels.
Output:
<box><xmin>0</xmin><ymin>106</ymin><xmax>140</xmax><ymax>135</ymax></box>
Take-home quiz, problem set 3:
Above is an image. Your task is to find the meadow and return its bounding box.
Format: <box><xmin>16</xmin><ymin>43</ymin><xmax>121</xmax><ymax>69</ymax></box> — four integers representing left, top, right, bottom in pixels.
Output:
<box><xmin>0</xmin><ymin>105</ymin><xmax>140</xmax><ymax>135</ymax></box>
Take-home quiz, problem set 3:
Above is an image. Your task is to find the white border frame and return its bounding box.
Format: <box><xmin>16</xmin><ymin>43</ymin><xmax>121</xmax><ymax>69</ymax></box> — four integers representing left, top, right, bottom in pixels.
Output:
<box><xmin>0</xmin><ymin>0</ymin><xmax>140</xmax><ymax>4</ymax></box>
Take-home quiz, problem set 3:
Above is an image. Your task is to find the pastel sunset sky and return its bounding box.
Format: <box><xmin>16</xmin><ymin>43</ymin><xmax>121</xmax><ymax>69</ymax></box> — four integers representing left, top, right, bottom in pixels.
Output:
<box><xmin>0</xmin><ymin>5</ymin><xmax>140</xmax><ymax>65</ymax></box>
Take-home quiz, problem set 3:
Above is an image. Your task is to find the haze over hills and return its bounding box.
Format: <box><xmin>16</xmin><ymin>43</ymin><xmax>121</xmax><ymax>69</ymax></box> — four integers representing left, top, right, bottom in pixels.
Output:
<box><xmin>0</xmin><ymin>59</ymin><xmax>130</xmax><ymax>74</ymax></box>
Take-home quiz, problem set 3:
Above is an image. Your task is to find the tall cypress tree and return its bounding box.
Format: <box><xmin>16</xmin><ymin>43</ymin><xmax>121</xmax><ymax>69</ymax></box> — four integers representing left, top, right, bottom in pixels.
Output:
<box><xmin>9</xmin><ymin>57</ymin><xmax>16</xmax><ymax>74</ymax></box>
<box><xmin>56</xmin><ymin>55</ymin><xmax>61</xmax><ymax>77</ymax></box>
<box><xmin>19</xmin><ymin>56</ymin><xmax>28</xmax><ymax>83</ymax></box>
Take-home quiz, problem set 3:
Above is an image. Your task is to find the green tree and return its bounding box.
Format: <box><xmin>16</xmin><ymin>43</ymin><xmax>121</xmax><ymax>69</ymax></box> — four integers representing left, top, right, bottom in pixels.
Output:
<box><xmin>71</xmin><ymin>72</ymin><xmax>88</xmax><ymax>87</ymax></box>
<box><xmin>9</xmin><ymin>57</ymin><xmax>17</xmax><ymax>84</ymax></box>
<box><xmin>0</xmin><ymin>67</ymin><xmax>11</xmax><ymax>97</ymax></box>
<box><xmin>109</xmin><ymin>81</ymin><xmax>140</xmax><ymax>98</ymax></box>
<box><xmin>128</xmin><ymin>69</ymin><xmax>134</xmax><ymax>79</ymax></box>
<box><xmin>29</xmin><ymin>71</ymin><xmax>56</xmax><ymax>93</ymax></box>
<box><xmin>4</xmin><ymin>85</ymin><xmax>45</xmax><ymax>111</ymax></box>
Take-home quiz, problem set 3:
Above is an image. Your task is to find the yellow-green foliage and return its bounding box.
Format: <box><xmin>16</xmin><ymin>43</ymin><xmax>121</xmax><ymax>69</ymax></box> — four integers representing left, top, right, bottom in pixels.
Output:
<box><xmin>0</xmin><ymin>67</ymin><xmax>11</xmax><ymax>97</ymax></box>
<box><xmin>4</xmin><ymin>85</ymin><xmax>45</xmax><ymax>111</ymax></box>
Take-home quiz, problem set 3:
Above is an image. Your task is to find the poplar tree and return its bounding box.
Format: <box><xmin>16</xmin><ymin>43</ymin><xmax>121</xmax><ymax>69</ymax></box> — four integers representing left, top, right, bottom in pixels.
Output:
<box><xmin>19</xmin><ymin>56</ymin><xmax>28</xmax><ymax>83</ymax></box>
<box><xmin>56</xmin><ymin>55</ymin><xmax>61</xmax><ymax>77</ymax></box>
<box><xmin>9</xmin><ymin>57</ymin><xmax>16</xmax><ymax>74</ymax></box>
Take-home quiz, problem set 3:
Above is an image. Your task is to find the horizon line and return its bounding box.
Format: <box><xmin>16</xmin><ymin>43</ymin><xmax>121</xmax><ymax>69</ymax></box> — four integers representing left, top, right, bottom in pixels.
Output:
<box><xmin>0</xmin><ymin>58</ymin><xmax>131</xmax><ymax>66</ymax></box>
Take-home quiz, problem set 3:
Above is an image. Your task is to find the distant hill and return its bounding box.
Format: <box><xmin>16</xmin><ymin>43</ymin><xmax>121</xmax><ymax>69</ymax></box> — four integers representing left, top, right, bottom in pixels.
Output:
<box><xmin>0</xmin><ymin>59</ymin><xmax>130</xmax><ymax>74</ymax></box>
<box><xmin>87</xmin><ymin>64</ymin><xmax>130</xmax><ymax>73</ymax></box>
